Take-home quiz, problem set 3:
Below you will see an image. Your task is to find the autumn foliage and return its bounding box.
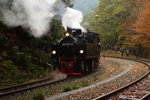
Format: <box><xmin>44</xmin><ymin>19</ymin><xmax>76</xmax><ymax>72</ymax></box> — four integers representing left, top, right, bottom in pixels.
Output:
<box><xmin>134</xmin><ymin>0</ymin><xmax>150</xmax><ymax>49</ymax></box>
<box><xmin>87</xmin><ymin>0</ymin><xmax>150</xmax><ymax>57</ymax></box>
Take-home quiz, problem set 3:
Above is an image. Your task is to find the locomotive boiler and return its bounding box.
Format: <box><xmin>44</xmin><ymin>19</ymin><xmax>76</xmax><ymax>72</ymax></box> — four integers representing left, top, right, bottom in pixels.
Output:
<box><xmin>51</xmin><ymin>28</ymin><xmax>101</xmax><ymax>75</ymax></box>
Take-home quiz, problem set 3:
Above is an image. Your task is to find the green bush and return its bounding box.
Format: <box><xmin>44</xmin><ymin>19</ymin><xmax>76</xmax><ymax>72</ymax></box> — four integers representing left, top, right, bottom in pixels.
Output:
<box><xmin>63</xmin><ymin>85</ymin><xmax>73</xmax><ymax>92</ymax></box>
<box><xmin>72</xmin><ymin>85</ymin><xmax>79</xmax><ymax>90</ymax></box>
<box><xmin>19</xmin><ymin>53</ymin><xmax>31</xmax><ymax>67</ymax></box>
<box><xmin>8</xmin><ymin>46</ymin><xmax>32</xmax><ymax>68</ymax></box>
<box><xmin>0</xmin><ymin>60</ymin><xmax>19</xmax><ymax>84</ymax></box>
<box><xmin>32</xmin><ymin>90</ymin><xmax>45</xmax><ymax>100</ymax></box>
<box><xmin>81</xmin><ymin>80</ymin><xmax>89</xmax><ymax>87</ymax></box>
<box><xmin>8</xmin><ymin>46</ymin><xmax>20</xmax><ymax>64</ymax></box>
<box><xmin>21</xmin><ymin>47</ymin><xmax>31</xmax><ymax>53</ymax></box>
<box><xmin>63</xmin><ymin>84</ymin><xmax>79</xmax><ymax>92</ymax></box>
<box><xmin>0</xmin><ymin>52</ymin><xmax>8</xmax><ymax>60</ymax></box>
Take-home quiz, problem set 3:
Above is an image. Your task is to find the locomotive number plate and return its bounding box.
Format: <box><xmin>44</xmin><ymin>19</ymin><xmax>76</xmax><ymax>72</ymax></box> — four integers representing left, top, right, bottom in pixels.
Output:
<box><xmin>62</xmin><ymin>43</ymin><xmax>73</xmax><ymax>46</ymax></box>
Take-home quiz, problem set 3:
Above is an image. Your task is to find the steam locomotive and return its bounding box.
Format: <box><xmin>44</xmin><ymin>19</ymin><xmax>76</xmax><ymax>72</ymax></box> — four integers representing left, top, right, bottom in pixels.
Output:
<box><xmin>51</xmin><ymin>28</ymin><xmax>101</xmax><ymax>75</ymax></box>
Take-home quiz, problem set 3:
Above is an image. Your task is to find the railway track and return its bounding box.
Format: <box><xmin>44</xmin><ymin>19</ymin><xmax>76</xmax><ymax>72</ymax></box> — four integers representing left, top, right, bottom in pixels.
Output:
<box><xmin>0</xmin><ymin>56</ymin><xmax>92</xmax><ymax>99</ymax></box>
<box><xmin>0</xmin><ymin>57</ymin><xmax>70</xmax><ymax>97</ymax></box>
<box><xmin>0</xmin><ymin>74</ymin><xmax>68</xmax><ymax>97</ymax></box>
<box><xmin>47</xmin><ymin>57</ymin><xmax>148</xmax><ymax>100</ymax></box>
<box><xmin>0</xmin><ymin>72</ymin><xmax>89</xmax><ymax>98</ymax></box>
<box><xmin>1</xmin><ymin>57</ymin><xmax>149</xmax><ymax>100</ymax></box>
<box><xmin>93</xmin><ymin>56</ymin><xmax>150</xmax><ymax>100</ymax></box>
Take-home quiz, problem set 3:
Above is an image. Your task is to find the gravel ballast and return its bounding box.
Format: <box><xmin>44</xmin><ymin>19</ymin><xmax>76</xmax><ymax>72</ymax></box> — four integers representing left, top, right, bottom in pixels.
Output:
<box><xmin>47</xmin><ymin>57</ymin><xmax>148</xmax><ymax>100</ymax></box>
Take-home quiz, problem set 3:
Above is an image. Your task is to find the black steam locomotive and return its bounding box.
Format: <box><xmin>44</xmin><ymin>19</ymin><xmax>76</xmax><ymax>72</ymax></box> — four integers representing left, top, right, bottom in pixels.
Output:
<box><xmin>51</xmin><ymin>28</ymin><xmax>101</xmax><ymax>75</ymax></box>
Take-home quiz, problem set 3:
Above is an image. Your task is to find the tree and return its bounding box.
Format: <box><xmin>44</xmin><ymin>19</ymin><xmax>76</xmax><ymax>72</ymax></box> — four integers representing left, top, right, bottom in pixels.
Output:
<box><xmin>134</xmin><ymin>0</ymin><xmax>150</xmax><ymax>49</ymax></box>
<box><xmin>85</xmin><ymin>0</ymin><xmax>132</xmax><ymax>49</ymax></box>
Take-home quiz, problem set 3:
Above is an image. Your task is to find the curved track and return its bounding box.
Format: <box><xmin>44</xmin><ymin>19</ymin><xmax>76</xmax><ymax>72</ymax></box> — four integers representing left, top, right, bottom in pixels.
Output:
<box><xmin>1</xmin><ymin>57</ymin><xmax>149</xmax><ymax>100</ymax></box>
<box><xmin>0</xmin><ymin>57</ymin><xmax>69</xmax><ymax>97</ymax></box>
<box><xmin>0</xmin><ymin>57</ymin><xmax>93</xmax><ymax>99</ymax></box>
<box><xmin>93</xmin><ymin>56</ymin><xmax>150</xmax><ymax>100</ymax></box>
<box><xmin>46</xmin><ymin>57</ymin><xmax>148</xmax><ymax>100</ymax></box>
<box><xmin>0</xmin><ymin>74</ymin><xmax>68</xmax><ymax>97</ymax></box>
<box><xmin>0</xmin><ymin>72</ymin><xmax>88</xmax><ymax>98</ymax></box>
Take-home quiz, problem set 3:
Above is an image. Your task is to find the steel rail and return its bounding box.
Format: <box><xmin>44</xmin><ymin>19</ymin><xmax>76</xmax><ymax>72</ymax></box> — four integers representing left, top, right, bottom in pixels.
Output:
<box><xmin>0</xmin><ymin>56</ymin><xmax>58</xmax><ymax>97</ymax></box>
<box><xmin>0</xmin><ymin>57</ymin><xmax>69</xmax><ymax>97</ymax></box>
<box><xmin>0</xmin><ymin>54</ymin><xmax>94</xmax><ymax>97</ymax></box>
<box><xmin>0</xmin><ymin>77</ymin><xmax>73</xmax><ymax>97</ymax></box>
<box><xmin>141</xmin><ymin>93</ymin><xmax>150</xmax><ymax>100</ymax></box>
<box><xmin>0</xmin><ymin>77</ymin><xmax>53</xmax><ymax>92</ymax></box>
<box><xmin>0</xmin><ymin>73</ymin><xmax>89</xmax><ymax>97</ymax></box>
<box><xmin>93</xmin><ymin>56</ymin><xmax>150</xmax><ymax>100</ymax></box>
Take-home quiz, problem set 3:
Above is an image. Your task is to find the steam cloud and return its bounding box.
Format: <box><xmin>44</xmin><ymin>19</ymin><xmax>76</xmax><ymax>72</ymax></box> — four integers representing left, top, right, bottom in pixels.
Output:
<box><xmin>62</xmin><ymin>7</ymin><xmax>86</xmax><ymax>32</ymax></box>
<box><xmin>0</xmin><ymin>0</ymin><xmax>58</xmax><ymax>37</ymax></box>
<box><xmin>0</xmin><ymin>0</ymin><xmax>86</xmax><ymax>37</ymax></box>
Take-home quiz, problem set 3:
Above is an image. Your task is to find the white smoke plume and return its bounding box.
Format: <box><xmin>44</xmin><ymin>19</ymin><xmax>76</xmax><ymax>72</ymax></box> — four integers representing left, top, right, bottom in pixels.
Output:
<box><xmin>0</xmin><ymin>0</ymin><xmax>58</xmax><ymax>37</ymax></box>
<box><xmin>0</xmin><ymin>0</ymin><xmax>86</xmax><ymax>37</ymax></box>
<box><xmin>62</xmin><ymin>7</ymin><xmax>86</xmax><ymax>32</ymax></box>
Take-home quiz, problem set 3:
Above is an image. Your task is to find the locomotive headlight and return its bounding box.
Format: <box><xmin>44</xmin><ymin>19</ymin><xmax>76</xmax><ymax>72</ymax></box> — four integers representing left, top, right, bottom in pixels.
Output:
<box><xmin>65</xmin><ymin>33</ymin><xmax>70</xmax><ymax>37</ymax></box>
<box><xmin>52</xmin><ymin>50</ymin><xmax>56</xmax><ymax>55</ymax></box>
<box><xmin>79</xmin><ymin>50</ymin><xmax>84</xmax><ymax>54</ymax></box>
<box><xmin>99</xmin><ymin>42</ymin><xmax>101</xmax><ymax>45</ymax></box>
